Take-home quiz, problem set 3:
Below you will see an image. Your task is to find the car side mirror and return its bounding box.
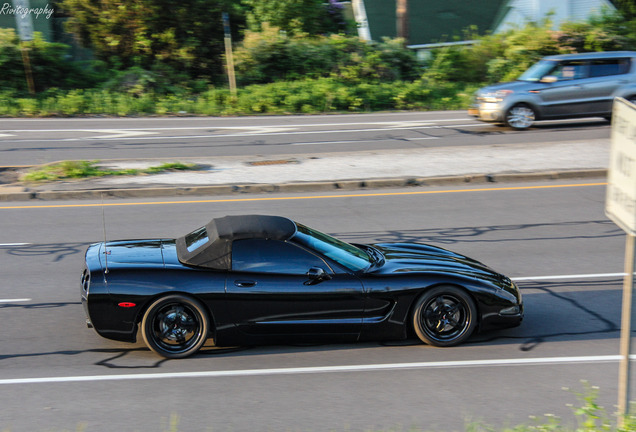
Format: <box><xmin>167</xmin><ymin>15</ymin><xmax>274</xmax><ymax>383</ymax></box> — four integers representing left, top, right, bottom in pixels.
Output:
<box><xmin>305</xmin><ymin>267</ymin><xmax>332</xmax><ymax>285</ymax></box>
<box><xmin>540</xmin><ymin>75</ymin><xmax>557</xmax><ymax>83</ymax></box>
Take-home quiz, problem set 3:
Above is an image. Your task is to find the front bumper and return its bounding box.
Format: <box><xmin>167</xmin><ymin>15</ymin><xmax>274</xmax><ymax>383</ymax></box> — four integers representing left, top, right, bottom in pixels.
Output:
<box><xmin>468</xmin><ymin>103</ymin><xmax>505</xmax><ymax>122</ymax></box>
<box><xmin>480</xmin><ymin>305</ymin><xmax>523</xmax><ymax>331</ymax></box>
<box><xmin>479</xmin><ymin>278</ymin><xmax>523</xmax><ymax>331</ymax></box>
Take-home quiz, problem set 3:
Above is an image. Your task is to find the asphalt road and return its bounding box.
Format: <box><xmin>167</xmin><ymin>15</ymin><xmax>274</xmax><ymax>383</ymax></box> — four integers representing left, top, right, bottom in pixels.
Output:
<box><xmin>0</xmin><ymin>179</ymin><xmax>627</xmax><ymax>431</ymax></box>
<box><xmin>0</xmin><ymin>111</ymin><xmax>611</xmax><ymax>166</ymax></box>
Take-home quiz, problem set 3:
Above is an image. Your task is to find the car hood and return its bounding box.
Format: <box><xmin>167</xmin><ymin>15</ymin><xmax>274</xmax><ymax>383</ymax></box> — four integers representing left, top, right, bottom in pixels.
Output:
<box><xmin>368</xmin><ymin>243</ymin><xmax>503</xmax><ymax>281</ymax></box>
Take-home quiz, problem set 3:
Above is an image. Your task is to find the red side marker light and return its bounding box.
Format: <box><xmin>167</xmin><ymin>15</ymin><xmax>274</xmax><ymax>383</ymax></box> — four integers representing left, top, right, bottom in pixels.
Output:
<box><xmin>118</xmin><ymin>302</ymin><xmax>136</xmax><ymax>308</ymax></box>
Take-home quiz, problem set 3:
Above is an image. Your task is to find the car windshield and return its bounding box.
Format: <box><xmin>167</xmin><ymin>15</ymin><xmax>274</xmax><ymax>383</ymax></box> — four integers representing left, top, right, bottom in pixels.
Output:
<box><xmin>517</xmin><ymin>59</ymin><xmax>559</xmax><ymax>82</ymax></box>
<box><xmin>292</xmin><ymin>223</ymin><xmax>372</xmax><ymax>272</ymax></box>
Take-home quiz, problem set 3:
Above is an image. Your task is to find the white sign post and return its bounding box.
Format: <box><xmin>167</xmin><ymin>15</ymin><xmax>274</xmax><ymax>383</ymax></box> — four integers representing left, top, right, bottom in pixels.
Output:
<box><xmin>11</xmin><ymin>0</ymin><xmax>36</xmax><ymax>94</ymax></box>
<box><xmin>13</xmin><ymin>0</ymin><xmax>34</xmax><ymax>41</ymax></box>
<box><xmin>606</xmin><ymin>97</ymin><xmax>636</xmax><ymax>425</ymax></box>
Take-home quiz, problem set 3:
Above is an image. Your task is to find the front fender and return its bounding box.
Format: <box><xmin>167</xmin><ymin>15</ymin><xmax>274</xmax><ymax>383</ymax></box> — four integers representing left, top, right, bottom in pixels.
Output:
<box><xmin>501</xmin><ymin>95</ymin><xmax>545</xmax><ymax>120</ymax></box>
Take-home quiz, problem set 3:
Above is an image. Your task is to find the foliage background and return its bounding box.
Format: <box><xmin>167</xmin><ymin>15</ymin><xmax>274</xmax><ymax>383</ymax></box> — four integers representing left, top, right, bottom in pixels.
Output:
<box><xmin>2</xmin><ymin>1</ymin><xmax>636</xmax><ymax>116</ymax></box>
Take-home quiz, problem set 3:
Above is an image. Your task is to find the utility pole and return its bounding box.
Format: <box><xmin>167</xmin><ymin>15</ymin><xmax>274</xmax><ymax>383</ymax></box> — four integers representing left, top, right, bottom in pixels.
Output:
<box><xmin>396</xmin><ymin>0</ymin><xmax>409</xmax><ymax>45</ymax></box>
<box><xmin>222</xmin><ymin>12</ymin><xmax>237</xmax><ymax>99</ymax></box>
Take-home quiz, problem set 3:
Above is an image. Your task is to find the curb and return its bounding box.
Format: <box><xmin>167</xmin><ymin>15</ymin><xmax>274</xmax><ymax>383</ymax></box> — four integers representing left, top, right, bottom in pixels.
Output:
<box><xmin>0</xmin><ymin>169</ymin><xmax>607</xmax><ymax>202</ymax></box>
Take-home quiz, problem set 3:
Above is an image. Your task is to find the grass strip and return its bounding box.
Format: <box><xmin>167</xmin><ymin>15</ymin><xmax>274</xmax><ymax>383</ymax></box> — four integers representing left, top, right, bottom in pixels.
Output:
<box><xmin>21</xmin><ymin>161</ymin><xmax>197</xmax><ymax>183</ymax></box>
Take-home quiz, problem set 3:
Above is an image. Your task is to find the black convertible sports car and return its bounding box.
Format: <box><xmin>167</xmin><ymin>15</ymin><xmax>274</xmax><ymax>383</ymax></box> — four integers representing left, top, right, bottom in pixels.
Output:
<box><xmin>81</xmin><ymin>215</ymin><xmax>523</xmax><ymax>358</ymax></box>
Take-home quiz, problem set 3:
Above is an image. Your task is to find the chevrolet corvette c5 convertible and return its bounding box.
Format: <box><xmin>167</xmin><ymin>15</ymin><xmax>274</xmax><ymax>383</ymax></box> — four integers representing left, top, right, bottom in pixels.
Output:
<box><xmin>81</xmin><ymin>215</ymin><xmax>523</xmax><ymax>358</ymax></box>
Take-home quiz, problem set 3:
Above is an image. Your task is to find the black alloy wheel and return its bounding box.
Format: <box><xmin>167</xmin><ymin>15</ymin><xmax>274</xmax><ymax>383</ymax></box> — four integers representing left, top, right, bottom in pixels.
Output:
<box><xmin>141</xmin><ymin>294</ymin><xmax>210</xmax><ymax>359</ymax></box>
<box><xmin>412</xmin><ymin>286</ymin><xmax>477</xmax><ymax>347</ymax></box>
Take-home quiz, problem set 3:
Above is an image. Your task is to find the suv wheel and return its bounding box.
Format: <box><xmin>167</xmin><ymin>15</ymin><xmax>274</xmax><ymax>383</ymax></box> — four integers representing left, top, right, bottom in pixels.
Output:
<box><xmin>505</xmin><ymin>104</ymin><xmax>535</xmax><ymax>130</ymax></box>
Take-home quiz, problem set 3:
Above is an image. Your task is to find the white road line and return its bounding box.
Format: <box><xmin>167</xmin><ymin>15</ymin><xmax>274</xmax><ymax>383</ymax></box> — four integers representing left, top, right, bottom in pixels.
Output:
<box><xmin>0</xmin><ymin>243</ymin><xmax>30</xmax><ymax>246</ymax></box>
<box><xmin>292</xmin><ymin>136</ymin><xmax>439</xmax><ymax>146</ymax></box>
<box><xmin>0</xmin><ymin>120</ymin><xmax>469</xmax><ymax>133</ymax></box>
<box><xmin>0</xmin><ymin>298</ymin><xmax>31</xmax><ymax>303</ymax></box>
<box><xmin>513</xmin><ymin>272</ymin><xmax>625</xmax><ymax>281</ymax></box>
<box><xmin>0</xmin><ymin>355</ymin><xmax>624</xmax><ymax>386</ymax></box>
<box><xmin>217</xmin><ymin>125</ymin><xmax>476</xmax><ymax>138</ymax></box>
<box><xmin>0</xmin><ymin>126</ymin><xmax>468</xmax><ymax>143</ymax></box>
<box><xmin>90</xmin><ymin>130</ymin><xmax>159</xmax><ymax>139</ymax></box>
<box><xmin>292</xmin><ymin>140</ymin><xmax>369</xmax><ymax>146</ymax></box>
<box><xmin>0</xmin><ymin>123</ymin><xmax>485</xmax><ymax>143</ymax></box>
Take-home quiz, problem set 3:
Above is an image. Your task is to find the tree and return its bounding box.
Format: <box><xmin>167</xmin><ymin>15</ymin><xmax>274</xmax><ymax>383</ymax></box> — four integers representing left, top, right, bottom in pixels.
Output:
<box><xmin>243</xmin><ymin>0</ymin><xmax>350</xmax><ymax>36</ymax></box>
<box><xmin>60</xmin><ymin>0</ymin><xmax>245</xmax><ymax>82</ymax></box>
<box><xmin>614</xmin><ymin>0</ymin><xmax>636</xmax><ymax>20</ymax></box>
<box><xmin>0</xmin><ymin>28</ymin><xmax>99</xmax><ymax>92</ymax></box>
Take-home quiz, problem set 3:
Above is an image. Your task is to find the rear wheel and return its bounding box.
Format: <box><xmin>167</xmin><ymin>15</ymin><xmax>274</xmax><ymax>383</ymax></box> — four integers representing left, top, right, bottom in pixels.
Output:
<box><xmin>412</xmin><ymin>286</ymin><xmax>477</xmax><ymax>347</ymax></box>
<box><xmin>141</xmin><ymin>295</ymin><xmax>209</xmax><ymax>359</ymax></box>
<box><xmin>505</xmin><ymin>103</ymin><xmax>535</xmax><ymax>129</ymax></box>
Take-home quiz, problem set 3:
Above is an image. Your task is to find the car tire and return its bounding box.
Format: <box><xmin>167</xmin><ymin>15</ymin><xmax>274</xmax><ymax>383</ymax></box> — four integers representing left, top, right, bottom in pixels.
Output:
<box><xmin>505</xmin><ymin>103</ymin><xmax>535</xmax><ymax>129</ymax></box>
<box><xmin>412</xmin><ymin>285</ymin><xmax>477</xmax><ymax>347</ymax></box>
<box><xmin>141</xmin><ymin>294</ymin><xmax>210</xmax><ymax>359</ymax></box>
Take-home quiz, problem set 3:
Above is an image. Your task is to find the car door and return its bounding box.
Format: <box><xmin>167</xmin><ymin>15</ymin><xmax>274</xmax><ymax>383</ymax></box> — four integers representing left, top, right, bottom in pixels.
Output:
<box><xmin>537</xmin><ymin>60</ymin><xmax>590</xmax><ymax>117</ymax></box>
<box><xmin>579</xmin><ymin>57</ymin><xmax>632</xmax><ymax>114</ymax></box>
<box><xmin>225</xmin><ymin>238</ymin><xmax>365</xmax><ymax>339</ymax></box>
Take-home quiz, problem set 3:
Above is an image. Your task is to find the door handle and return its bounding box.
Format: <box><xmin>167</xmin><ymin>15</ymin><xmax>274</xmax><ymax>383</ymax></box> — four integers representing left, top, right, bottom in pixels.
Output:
<box><xmin>234</xmin><ymin>280</ymin><xmax>257</xmax><ymax>288</ymax></box>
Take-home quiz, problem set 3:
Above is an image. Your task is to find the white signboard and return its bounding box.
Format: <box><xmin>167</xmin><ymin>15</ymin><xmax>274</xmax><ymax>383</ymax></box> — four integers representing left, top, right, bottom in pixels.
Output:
<box><xmin>13</xmin><ymin>0</ymin><xmax>34</xmax><ymax>41</ymax></box>
<box><xmin>606</xmin><ymin>97</ymin><xmax>636</xmax><ymax>235</ymax></box>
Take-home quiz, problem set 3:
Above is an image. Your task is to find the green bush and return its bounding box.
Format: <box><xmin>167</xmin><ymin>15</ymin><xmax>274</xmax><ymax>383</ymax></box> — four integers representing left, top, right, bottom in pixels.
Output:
<box><xmin>0</xmin><ymin>77</ymin><xmax>478</xmax><ymax>117</ymax></box>
<box><xmin>422</xmin><ymin>20</ymin><xmax>561</xmax><ymax>85</ymax></box>
<box><xmin>233</xmin><ymin>28</ymin><xmax>423</xmax><ymax>85</ymax></box>
<box><xmin>0</xmin><ymin>29</ymin><xmax>106</xmax><ymax>94</ymax></box>
<box><xmin>100</xmin><ymin>64</ymin><xmax>197</xmax><ymax>96</ymax></box>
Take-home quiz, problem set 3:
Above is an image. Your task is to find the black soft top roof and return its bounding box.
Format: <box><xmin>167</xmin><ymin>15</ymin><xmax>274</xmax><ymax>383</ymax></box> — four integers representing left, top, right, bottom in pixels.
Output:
<box><xmin>176</xmin><ymin>215</ymin><xmax>297</xmax><ymax>270</ymax></box>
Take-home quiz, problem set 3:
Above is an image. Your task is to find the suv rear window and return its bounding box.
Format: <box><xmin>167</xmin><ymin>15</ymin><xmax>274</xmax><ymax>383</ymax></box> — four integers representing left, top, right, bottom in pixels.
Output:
<box><xmin>589</xmin><ymin>58</ymin><xmax>631</xmax><ymax>77</ymax></box>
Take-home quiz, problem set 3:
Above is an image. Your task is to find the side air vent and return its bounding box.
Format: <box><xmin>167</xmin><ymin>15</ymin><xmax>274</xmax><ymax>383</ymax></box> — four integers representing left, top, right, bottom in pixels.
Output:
<box><xmin>81</xmin><ymin>268</ymin><xmax>91</xmax><ymax>293</ymax></box>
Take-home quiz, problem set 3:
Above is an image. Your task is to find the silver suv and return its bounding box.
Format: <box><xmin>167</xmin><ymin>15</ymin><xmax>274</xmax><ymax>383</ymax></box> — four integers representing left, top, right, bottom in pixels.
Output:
<box><xmin>469</xmin><ymin>51</ymin><xmax>636</xmax><ymax>129</ymax></box>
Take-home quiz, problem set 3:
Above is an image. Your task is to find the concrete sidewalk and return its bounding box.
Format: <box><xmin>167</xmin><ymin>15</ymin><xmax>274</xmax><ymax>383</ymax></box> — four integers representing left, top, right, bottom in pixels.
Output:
<box><xmin>0</xmin><ymin>139</ymin><xmax>610</xmax><ymax>201</ymax></box>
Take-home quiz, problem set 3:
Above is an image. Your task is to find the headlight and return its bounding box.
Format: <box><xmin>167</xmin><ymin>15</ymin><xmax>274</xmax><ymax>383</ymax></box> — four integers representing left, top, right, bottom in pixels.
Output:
<box><xmin>479</xmin><ymin>89</ymin><xmax>513</xmax><ymax>103</ymax></box>
<box><xmin>498</xmin><ymin>277</ymin><xmax>522</xmax><ymax>303</ymax></box>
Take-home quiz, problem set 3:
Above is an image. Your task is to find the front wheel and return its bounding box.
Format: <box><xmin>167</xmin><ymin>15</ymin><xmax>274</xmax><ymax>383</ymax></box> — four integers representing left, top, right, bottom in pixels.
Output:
<box><xmin>141</xmin><ymin>294</ymin><xmax>210</xmax><ymax>359</ymax></box>
<box><xmin>412</xmin><ymin>286</ymin><xmax>477</xmax><ymax>347</ymax></box>
<box><xmin>505</xmin><ymin>104</ymin><xmax>535</xmax><ymax>129</ymax></box>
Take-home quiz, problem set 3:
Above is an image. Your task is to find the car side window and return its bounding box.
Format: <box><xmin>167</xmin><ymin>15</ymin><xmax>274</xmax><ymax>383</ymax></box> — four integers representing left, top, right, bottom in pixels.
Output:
<box><xmin>231</xmin><ymin>239</ymin><xmax>330</xmax><ymax>274</ymax></box>
<box><xmin>552</xmin><ymin>60</ymin><xmax>586</xmax><ymax>81</ymax></box>
<box><xmin>589</xmin><ymin>58</ymin><xmax>631</xmax><ymax>78</ymax></box>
